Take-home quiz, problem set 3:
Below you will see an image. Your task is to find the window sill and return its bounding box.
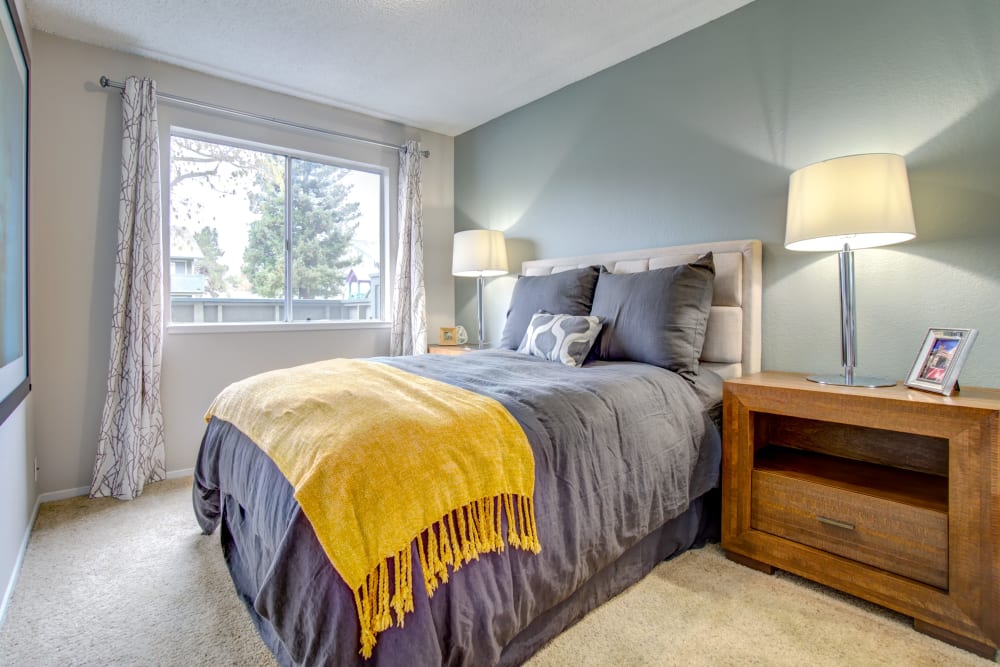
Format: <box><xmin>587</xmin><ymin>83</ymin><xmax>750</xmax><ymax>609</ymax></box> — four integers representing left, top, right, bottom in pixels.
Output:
<box><xmin>167</xmin><ymin>320</ymin><xmax>391</xmax><ymax>335</ymax></box>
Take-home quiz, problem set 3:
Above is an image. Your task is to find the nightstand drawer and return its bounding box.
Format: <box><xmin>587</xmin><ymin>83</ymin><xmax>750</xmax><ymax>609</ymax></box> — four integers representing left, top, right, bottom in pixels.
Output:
<box><xmin>751</xmin><ymin>469</ymin><xmax>948</xmax><ymax>589</ymax></box>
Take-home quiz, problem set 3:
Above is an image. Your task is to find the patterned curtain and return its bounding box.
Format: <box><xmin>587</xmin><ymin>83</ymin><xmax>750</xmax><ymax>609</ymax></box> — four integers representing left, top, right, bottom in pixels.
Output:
<box><xmin>91</xmin><ymin>77</ymin><xmax>166</xmax><ymax>499</ymax></box>
<box><xmin>389</xmin><ymin>140</ymin><xmax>427</xmax><ymax>356</ymax></box>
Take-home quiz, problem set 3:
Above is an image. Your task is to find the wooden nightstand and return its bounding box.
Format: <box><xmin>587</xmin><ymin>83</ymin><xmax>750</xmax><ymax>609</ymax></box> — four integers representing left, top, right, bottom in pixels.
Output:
<box><xmin>427</xmin><ymin>344</ymin><xmax>476</xmax><ymax>356</ymax></box>
<box><xmin>722</xmin><ymin>372</ymin><xmax>1000</xmax><ymax>658</ymax></box>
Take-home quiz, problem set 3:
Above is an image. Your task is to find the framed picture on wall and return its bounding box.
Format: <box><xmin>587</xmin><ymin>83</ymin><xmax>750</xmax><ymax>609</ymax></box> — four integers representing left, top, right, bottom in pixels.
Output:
<box><xmin>904</xmin><ymin>328</ymin><xmax>978</xmax><ymax>396</ymax></box>
<box><xmin>0</xmin><ymin>0</ymin><xmax>30</xmax><ymax>427</ymax></box>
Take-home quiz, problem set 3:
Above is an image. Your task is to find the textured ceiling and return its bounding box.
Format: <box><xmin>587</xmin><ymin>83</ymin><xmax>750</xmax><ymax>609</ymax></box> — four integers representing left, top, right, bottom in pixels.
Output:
<box><xmin>25</xmin><ymin>0</ymin><xmax>754</xmax><ymax>136</ymax></box>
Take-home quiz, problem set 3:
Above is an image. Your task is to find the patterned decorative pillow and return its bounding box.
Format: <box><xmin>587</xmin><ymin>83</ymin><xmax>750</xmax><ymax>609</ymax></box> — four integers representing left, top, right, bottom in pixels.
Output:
<box><xmin>517</xmin><ymin>312</ymin><xmax>603</xmax><ymax>367</ymax></box>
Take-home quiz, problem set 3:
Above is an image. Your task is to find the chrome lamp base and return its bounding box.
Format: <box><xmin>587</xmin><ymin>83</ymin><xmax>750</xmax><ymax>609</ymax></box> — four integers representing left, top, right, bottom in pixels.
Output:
<box><xmin>806</xmin><ymin>244</ymin><xmax>895</xmax><ymax>390</ymax></box>
<box><xmin>475</xmin><ymin>275</ymin><xmax>486</xmax><ymax>348</ymax></box>
<box><xmin>807</xmin><ymin>373</ymin><xmax>896</xmax><ymax>388</ymax></box>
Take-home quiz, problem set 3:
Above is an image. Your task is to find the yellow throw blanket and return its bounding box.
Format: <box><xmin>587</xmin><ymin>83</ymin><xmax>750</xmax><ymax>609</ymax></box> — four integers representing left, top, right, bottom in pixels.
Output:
<box><xmin>206</xmin><ymin>358</ymin><xmax>540</xmax><ymax>657</ymax></box>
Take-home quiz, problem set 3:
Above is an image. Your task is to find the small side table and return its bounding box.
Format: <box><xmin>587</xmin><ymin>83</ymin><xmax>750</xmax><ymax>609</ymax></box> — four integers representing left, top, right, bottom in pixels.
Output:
<box><xmin>721</xmin><ymin>371</ymin><xmax>1000</xmax><ymax>658</ymax></box>
<box><xmin>427</xmin><ymin>345</ymin><xmax>476</xmax><ymax>356</ymax></box>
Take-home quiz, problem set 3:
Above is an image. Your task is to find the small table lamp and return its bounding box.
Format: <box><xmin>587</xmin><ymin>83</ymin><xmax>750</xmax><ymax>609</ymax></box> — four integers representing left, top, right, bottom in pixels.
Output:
<box><xmin>452</xmin><ymin>230</ymin><xmax>509</xmax><ymax>348</ymax></box>
<box><xmin>785</xmin><ymin>153</ymin><xmax>916</xmax><ymax>387</ymax></box>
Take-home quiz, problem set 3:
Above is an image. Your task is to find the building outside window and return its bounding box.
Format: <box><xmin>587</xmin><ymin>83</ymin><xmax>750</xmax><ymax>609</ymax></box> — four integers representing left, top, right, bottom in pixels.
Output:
<box><xmin>167</xmin><ymin>132</ymin><xmax>385</xmax><ymax>324</ymax></box>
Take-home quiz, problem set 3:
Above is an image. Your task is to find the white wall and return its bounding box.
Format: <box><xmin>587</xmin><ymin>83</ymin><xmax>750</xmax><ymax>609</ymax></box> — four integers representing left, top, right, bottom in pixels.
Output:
<box><xmin>29</xmin><ymin>32</ymin><xmax>455</xmax><ymax>494</ymax></box>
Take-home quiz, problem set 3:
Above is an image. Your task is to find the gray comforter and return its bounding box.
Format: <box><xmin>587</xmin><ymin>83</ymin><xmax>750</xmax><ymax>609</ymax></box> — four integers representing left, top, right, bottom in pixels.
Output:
<box><xmin>193</xmin><ymin>349</ymin><xmax>721</xmax><ymax>666</ymax></box>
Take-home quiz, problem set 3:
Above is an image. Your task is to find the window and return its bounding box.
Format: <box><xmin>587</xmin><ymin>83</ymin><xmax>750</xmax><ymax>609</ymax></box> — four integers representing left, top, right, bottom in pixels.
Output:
<box><xmin>167</xmin><ymin>133</ymin><xmax>385</xmax><ymax>324</ymax></box>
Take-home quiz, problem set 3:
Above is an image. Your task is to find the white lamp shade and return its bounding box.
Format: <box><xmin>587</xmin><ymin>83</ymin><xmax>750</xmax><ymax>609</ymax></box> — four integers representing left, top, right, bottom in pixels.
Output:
<box><xmin>452</xmin><ymin>229</ymin><xmax>509</xmax><ymax>277</ymax></box>
<box><xmin>785</xmin><ymin>153</ymin><xmax>916</xmax><ymax>252</ymax></box>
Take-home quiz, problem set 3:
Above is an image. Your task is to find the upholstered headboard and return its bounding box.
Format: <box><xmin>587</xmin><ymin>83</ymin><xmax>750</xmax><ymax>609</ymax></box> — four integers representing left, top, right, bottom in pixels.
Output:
<box><xmin>521</xmin><ymin>239</ymin><xmax>762</xmax><ymax>379</ymax></box>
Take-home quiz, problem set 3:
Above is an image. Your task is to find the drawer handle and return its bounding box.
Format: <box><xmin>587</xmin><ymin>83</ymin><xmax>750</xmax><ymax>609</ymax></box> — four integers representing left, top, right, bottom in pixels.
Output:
<box><xmin>816</xmin><ymin>515</ymin><xmax>855</xmax><ymax>531</ymax></box>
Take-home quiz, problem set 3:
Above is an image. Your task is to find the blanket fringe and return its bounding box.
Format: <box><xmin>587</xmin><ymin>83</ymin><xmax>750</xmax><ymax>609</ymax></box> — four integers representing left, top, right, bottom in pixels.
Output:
<box><xmin>354</xmin><ymin>493</ymin><xmax>541</xmax><ymax>658</ymax></box>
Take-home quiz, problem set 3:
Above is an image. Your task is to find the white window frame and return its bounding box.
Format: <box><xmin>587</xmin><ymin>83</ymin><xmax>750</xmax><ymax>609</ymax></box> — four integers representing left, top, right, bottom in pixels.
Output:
<box><xmin>164</xmin><ymin>127</ymin><xmax>391</xmax><ymax>334</ymax></box>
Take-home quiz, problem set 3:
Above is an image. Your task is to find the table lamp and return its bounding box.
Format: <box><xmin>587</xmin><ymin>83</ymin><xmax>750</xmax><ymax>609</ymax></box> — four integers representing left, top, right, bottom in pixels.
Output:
<box><xmin>785</xmin><ymin>153</ymin><xmax>916</xmax><ymax>387</ymax></box>
<box><xmin>452</xmin><ymin>230</ymin><xmax>509</xmax><ymax>348</ymax></box>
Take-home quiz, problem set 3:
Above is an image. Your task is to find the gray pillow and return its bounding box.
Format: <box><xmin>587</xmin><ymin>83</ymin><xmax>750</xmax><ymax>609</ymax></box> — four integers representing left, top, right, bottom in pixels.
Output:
<box><xmin>590</xmin><ymin>253</ymin><xmax>715</xmax><ymax>375</ymax></box>
<box><xmin>517</xmin><ymin>312</ymin><xmax>603</xmax><ymax>367</ymax></box>
<box><xmin>499</xmin><ymin>266</ymin><xmax>600</xmax><ymax>349</ymax></box>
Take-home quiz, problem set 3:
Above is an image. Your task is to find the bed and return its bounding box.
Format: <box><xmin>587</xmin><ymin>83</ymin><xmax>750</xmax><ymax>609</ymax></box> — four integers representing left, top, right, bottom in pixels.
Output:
<box><xmin>193</xmin><ymin>238</ymin><xmax>762</xmax><ymax>666</ymax></box>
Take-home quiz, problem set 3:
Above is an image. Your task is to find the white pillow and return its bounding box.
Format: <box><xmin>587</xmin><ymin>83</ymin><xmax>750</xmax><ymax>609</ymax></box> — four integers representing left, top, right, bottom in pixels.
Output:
<box><xmin>517</xmin><ymin>312</ymin><xmax>603</xmax><ymax>367</ymax></box>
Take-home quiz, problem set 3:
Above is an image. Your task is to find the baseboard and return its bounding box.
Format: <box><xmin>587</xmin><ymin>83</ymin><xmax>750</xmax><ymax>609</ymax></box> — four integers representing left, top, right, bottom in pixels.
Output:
<box><xmin>37</xmin><ymin>485</ymin><xmax>89</xmax><ymax>504</ymax></box>
<box><xmin>37</xmin><ymin>467</ymin><xmax>195</xmax><ymax>504</ymax></box>
<box><xmin>0</xmin><ymin>494</ymin><xmax>40</xmax><ymax>628</ymax></box>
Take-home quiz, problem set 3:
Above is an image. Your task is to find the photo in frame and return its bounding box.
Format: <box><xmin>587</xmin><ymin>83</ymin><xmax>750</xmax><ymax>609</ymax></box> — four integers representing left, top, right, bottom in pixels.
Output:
<box><xmin>905</xmin><ymin>328</ymin><xmax>978</xmax><ymax>396</ymax></box>
<box><xmin>0</xmin><ymin>0</ymin><xmax>30</xmax><ymax>427</ymax></box>
<box><xmin>438</xmin><ymin>327</ymin><xmax>458</xmax><ymax>346</ymax></box>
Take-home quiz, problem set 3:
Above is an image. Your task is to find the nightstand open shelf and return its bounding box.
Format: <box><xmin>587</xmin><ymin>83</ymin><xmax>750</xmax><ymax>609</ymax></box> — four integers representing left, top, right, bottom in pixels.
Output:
<box><xmin>753</xmin><ymin>446</ymin><xmax>948</xmax><ymax>513</ymax></box>
<box><xmin>722</xmin><ymin>372</ymin><xmax>1000</xmax><ymax>659</ymax></box>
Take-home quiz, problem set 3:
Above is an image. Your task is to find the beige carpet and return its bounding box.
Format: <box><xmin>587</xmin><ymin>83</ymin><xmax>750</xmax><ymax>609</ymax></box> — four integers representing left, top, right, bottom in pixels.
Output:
<box><xmin>0</xmin><ymin>477</ymin><xmax>992</xmax><ymax>666</ymax></box>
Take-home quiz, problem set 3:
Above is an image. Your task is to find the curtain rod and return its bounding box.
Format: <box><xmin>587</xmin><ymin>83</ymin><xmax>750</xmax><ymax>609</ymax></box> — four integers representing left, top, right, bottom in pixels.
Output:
<box><xmin>98</xmin><ymin>76</ymin><xmax>429</xmax><ymax>158</ymax></box>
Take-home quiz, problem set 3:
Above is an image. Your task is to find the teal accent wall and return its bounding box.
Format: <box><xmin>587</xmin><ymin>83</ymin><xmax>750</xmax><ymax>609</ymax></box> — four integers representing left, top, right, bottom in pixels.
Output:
<box><xmin>455</xmin><ymin>0</ymin><xmax>1000</xmax><ymax>387</ymax></box>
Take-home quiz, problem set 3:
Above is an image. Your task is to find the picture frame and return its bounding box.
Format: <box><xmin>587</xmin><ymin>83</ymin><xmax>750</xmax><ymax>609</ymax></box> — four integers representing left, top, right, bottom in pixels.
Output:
<box><xmin>438</xmin><ymin>327</ymin><xmax>458</xmax><ymax>346</ymax></box>
<box><xmin>905</xmin><ymin>328</ymin><xmax>978</xmax><ymax>396</ymax></box>
<box><xmin>0</xmin><ymin>0</ymin><xmax>30</xmax><ymax>427</ymax></box>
